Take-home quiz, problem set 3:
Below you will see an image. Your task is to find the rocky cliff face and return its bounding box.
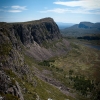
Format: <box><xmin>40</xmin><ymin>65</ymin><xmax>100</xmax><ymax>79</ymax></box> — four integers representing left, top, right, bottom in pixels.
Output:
<box><xmin>0</xmin><ymin>18</ymin><xmax>69</xmax><ymax>100</ymax></box>
<box><xmin>11</xmin><ymin>17</ymin><xmax>69</xmax><ymax>60</ymax></box>
<box><xmin>12</xmin><ymin>18</ymin><xmax>61</xmax><ymax>46</ymax></box>
<box><xmin>0</xmin><ymin>21</ymin><xmax>31</xmax><ymax>100</ymax></box>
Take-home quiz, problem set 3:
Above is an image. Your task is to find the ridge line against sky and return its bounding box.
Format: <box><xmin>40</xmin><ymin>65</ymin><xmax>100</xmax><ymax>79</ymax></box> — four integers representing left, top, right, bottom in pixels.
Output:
<box><xmin>0</xmin><ymin>0</ymin><xmax>100</xmax><ymax>23</ymax></box>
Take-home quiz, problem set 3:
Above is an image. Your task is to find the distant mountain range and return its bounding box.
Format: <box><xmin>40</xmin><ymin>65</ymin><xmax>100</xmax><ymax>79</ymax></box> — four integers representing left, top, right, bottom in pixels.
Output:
<box><xmin>61</xmin><ymin>22</ymin><xmax>100</xmax><ymax>37</ymax></box>
<box><xmin>57</xmin><ymin>22</ymin><xmax>74</xmax><ymax>29</ymax></box>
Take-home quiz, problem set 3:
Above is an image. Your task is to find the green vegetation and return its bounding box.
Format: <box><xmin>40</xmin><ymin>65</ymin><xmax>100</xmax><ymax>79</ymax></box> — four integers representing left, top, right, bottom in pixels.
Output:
<box><xmin>38</xmin><ymin>60</ymin><xmax>55</xmax><ymax>66</ymax></box>
<box><xmin>4</xmin><ymin>94</ymin><xmax>19</xmax><ymax>100</ymax></box>
<box><xmin>0</xmin><ymin>43</ymin><xmax>12</xmax><ymax>56</ymax></box>
<box><xmin>24</xmin><ymin>54</ymin><xmax>36</xmax><ymax>67</ymax></box>
<box><xmin>0</xmin><ymin>93</ymin><xmax>19</xmax><ymax>100</ymax></box>
<box><xmin>3</xmin><ymin>40</ymin><xmax>99</xmax><ymax>100</ymax></box>
<box><xmin>4</xmin><ymin>69</ymin><xmax>16</xmax><ymax>78</ymax></box>
<box><xmin>1</xmin><ymin>28</ymin><xmax>99</xmax><ymax>100</ymax></box>
<box><xmin>22</xmin><ymin>53</ymin><xmax>75</xmax><ymax>100</ymax></box>
<box><xmin>69</xmin><ymin>74</ymin><xmax>94</xmax><ymax>96</ymax></box>
<box><xmin>49</xmin><ymin>41</ymin><xmax>100</xmax><ymax>100</ymax></box>
<box><xmin>69</xmin><ymin>69</ymin><xmax>74</xmax><ymax>76</ymax></box>
<box><xmin>38</xmin><ymin>60</ymin><xmax>64</xmax><ymax>74</ymax></box>
<box><xmin>41</xmin><ymin>38</ymin><xmax>63</xmax><ymax>48</ymax></box>
<box><xmin>33</xmin><ymin>77</ymin><xmax>69</xmax><ymax>100</ymax></box>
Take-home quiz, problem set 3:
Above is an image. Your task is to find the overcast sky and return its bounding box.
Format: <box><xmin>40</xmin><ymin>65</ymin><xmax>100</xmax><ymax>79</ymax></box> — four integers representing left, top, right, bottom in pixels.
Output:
<box><xmin>0</xmin><ymin>0</ymin><xmax>100</xmax><ymax>23</ymax></box>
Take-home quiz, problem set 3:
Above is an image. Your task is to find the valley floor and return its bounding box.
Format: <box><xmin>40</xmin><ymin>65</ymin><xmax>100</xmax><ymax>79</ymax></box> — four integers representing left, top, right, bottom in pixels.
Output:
<box><xmin>1</xmin><ymin>38</ymin><xmax>100</xmax><ymax>100</ymax></box>
<box><xmin>23</xmin><ymin>39</ymin><xmax>100</xmax><ymax>100</ymax></box>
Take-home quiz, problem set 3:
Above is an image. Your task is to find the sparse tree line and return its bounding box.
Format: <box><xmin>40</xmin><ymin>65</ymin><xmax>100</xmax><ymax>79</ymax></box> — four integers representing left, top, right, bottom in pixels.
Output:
<box><xmin>68</xmin><ymin>70</ymin><xmax>100</xmax><ymax>100</ymax></box>
<box><xmin>38</xmin><ymin>60</ymin><xmax>100</xmax><ymax>100</ymax></box>
<box><xmin>77</xmin><ymin>36</ymin><xmax>100</xmax><ymax>40</ymax></box>
<box><xmin>38</xmin><ymin>60</ymin><xmax>63</xmax><ymax>72</ymax></box>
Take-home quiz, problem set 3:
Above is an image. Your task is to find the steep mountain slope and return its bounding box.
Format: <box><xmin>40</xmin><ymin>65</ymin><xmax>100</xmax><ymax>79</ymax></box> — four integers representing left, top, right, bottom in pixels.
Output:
<box><xmin>11</xmin><ymin>17</ymin><xmax>69</xmax><ymax>60</ymax></box>
<box><xmin>61</xmin><ymin>22</ymin><xmax>100</xmax><ymax>37</ymax></box>
<box><xmin>0</xmin><ymin>18</ymin><xmax>70</xmax><ymax>100</ymax></box>
<box><xmin>12</xmin><ymin>18</ymin><xmax>61</xmax><ymax>45</ymax></box>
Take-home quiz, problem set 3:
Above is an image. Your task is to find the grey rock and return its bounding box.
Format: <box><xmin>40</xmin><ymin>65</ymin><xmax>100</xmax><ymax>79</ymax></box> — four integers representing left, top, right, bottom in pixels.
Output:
<box><xmin>15</xmin><ymin>81</ymin><xmax>24</xmax><ymax>100</ymax></box>
<box><xmin>12</xmin><ymin>17</ymin><xmax>62</xmax><ymax>46</ymax></box>
<box><xmin>0</xmin><ymin>17</ymin><xmax>70</xmax><ymax>100</ymax></box>
<box><xmin>0</xmin><ymin>71</ymin><xmax>24</xmax><ymax>100</ymax></box>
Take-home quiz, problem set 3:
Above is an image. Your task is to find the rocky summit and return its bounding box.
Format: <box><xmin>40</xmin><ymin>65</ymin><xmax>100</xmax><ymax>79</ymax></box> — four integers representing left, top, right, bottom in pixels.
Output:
<box><xmin>0</xmin><ymin>18</ymin><xmax>70</xmax><ymax>100</ymax></box>
<box><xmin>12</xmin><ymin>17</ymin><xmax>62</xmax><ymax>45</ymax></box>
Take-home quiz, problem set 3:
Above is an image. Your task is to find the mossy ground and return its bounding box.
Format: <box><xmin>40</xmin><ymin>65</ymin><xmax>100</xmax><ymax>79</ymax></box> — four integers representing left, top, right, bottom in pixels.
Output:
<box><xmin>0</xmin><ymin>93</ymin><xmax>19</xmax><ymax>100</ymax></box>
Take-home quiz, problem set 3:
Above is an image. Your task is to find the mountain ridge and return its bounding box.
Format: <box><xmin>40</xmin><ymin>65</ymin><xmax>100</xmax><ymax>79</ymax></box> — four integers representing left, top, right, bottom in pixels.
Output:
<box><xmin>61</xmin><ymin>21</ymin><xmax>100</xmax><ymax>37</ymax></box>
<box><xmin>0</xmin><ymin>17</ymin><xmax>70</xmax><ymax>100</ymax></box>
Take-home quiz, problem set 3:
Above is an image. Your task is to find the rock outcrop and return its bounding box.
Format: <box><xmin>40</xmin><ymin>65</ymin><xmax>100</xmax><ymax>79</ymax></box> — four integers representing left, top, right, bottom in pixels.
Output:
<box><xmin>0</xmin><ymin>17</ymin><xmax>69</xmax><ymax>60</ymax></box>
<box><xmin>12</xmin><ymin>17</ymin><xmax>62</xmax><ymax>46</ymax></box>
<box><xmin>0</xmin><ymin>17</ymin><xmax>70</xmax><ymax>99</ymax></box>
<box><xmin>0</xmin><ymin>71</ymin><xmax>24</xmax><ymax>100</ymax></box>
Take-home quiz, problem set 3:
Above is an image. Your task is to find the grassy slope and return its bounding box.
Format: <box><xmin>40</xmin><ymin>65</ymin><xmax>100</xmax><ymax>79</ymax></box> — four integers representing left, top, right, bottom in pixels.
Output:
<box><xmin>33</xmin><ymin>39</ymin><xmax>100</xmax><ymax>100</ymax></box>
<box><xmin>53</xmin><ymin>40</ymin><xmax>100</xmax><ymax>80</ymax></box>
<box><xmin>52</xmin><ymin>40</ymin><xmax>100</xmax><ymax>100</ymax></box>
<box><xmin>23</xmin><ymin>53</ymin><xmax>75</xmax><ymax>100</ymax></box>
<box><xmin>5</xmin><ymin>39</ymin><xmax>100</xmax><ymax>100</ymax></box>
